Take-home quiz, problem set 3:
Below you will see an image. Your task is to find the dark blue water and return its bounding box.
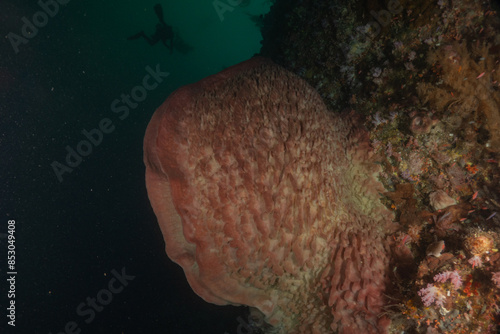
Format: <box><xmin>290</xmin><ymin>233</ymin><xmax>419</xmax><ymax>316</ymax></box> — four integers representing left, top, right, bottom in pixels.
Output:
<box><xmin>1</xmin><ymin>1</ymin><xmax>270</xmax><ymax>333</ymax></box>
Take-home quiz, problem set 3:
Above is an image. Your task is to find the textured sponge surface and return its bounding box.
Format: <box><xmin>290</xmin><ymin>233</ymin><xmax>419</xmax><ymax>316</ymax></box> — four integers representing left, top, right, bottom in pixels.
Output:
<box><xmin>144</xmin><ymin>57</ymin><xmax>393</xmax><ymax>333</ymax></box>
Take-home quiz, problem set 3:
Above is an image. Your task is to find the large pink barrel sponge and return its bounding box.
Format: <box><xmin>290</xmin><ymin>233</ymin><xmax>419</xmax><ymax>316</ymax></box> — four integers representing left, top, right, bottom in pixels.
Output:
<box><xmin>143</xmin><ymin>57</ymin><xmax>394</xmax><ymax>333</ymax></box>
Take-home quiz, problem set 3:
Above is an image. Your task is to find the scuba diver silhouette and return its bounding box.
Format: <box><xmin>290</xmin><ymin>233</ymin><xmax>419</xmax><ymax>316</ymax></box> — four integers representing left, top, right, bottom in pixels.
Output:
<box><xmin>127</xmin><ymin>4</ymin><xmax>174</xmax><ymax>53</ymax></box>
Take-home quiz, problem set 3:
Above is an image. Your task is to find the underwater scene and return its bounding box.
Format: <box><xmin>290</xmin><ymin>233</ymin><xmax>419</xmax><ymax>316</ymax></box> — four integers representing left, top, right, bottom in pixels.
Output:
<box><xmin>1</xmin><ymin>0</ymin><xmax>500</xmax><ymax>333</ymax></box>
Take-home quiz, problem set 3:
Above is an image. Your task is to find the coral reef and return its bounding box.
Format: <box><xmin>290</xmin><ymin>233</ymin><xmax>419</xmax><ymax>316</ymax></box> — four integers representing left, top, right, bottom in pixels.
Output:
<box><xmin>144</xmin><ymin>0</ymin><xmax>500</xmax><ymax>332</ymax></box>
<box><xmin>258</xmin><ymin>0</ymin><xmax>500</xmax><ymax>332</ymax></box>
<box><xmin>418</xmin><ymin>42</ymin><xmax>500</xmax><ymax>151</ymax></box>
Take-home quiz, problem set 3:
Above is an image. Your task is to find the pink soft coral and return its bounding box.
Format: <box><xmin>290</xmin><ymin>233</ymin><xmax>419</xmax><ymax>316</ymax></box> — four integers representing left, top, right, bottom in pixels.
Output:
<box><xmin>468</xmin><ymin>255</ymin><xmax>483</xmax><ymax>268</ymax></box>
<box><xmin>418</xmin><ymin>284</ymin><xmax>446</xmax><ymax>307</ymax></box>
<box><xmin>492</xmin><ymin>272</ymin><xmax>500</xmax><ymax>288</ymax></box>
<box><xmin>433</xmin><ymin>270</ymin><xmax>462</xmax><ymax>290</ymax></box>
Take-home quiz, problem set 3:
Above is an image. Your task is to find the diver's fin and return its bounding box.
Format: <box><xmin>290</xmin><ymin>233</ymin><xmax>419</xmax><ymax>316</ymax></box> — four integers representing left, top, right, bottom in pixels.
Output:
<box><xmin>173</xmin><ymin>30</ymin><xmax>194</xmax><ymax>55</ymax></box>
<box><xmin>154</xmin><ymin>4</ymin><xmax>165</xmax><ymax>24</ymax></box>
<box><xmin>127</xmin><ymin>31</ymin><xmax>144</xmax><ymax>40</ymax></box>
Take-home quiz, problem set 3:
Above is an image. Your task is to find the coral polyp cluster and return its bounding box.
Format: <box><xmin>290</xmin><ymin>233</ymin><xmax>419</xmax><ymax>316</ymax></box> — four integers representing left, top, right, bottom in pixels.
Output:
<box><xmin>464</xmin><ymin>231</ymin><xmax>496</xmax><ymax>257</ymax></box>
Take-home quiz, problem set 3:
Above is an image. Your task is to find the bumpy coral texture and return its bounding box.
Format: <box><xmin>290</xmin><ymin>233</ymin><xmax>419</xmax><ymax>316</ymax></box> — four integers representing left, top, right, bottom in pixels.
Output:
<box><xmin>143</xmin><ymin>57</ymin><xmax>393</xmax><ymax>333</ymax></box>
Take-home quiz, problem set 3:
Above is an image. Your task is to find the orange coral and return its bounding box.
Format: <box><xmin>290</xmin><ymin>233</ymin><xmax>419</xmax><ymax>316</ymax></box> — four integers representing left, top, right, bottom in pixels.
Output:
<box><xmin>417</xmin><ymin>42</ymin><xmax>500</xmax><ymax>151</ymax></box>
<box><xmin>464</xmin><ymin>232</ymin><xmax>495</xmax><ymax>256</ymax></box>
